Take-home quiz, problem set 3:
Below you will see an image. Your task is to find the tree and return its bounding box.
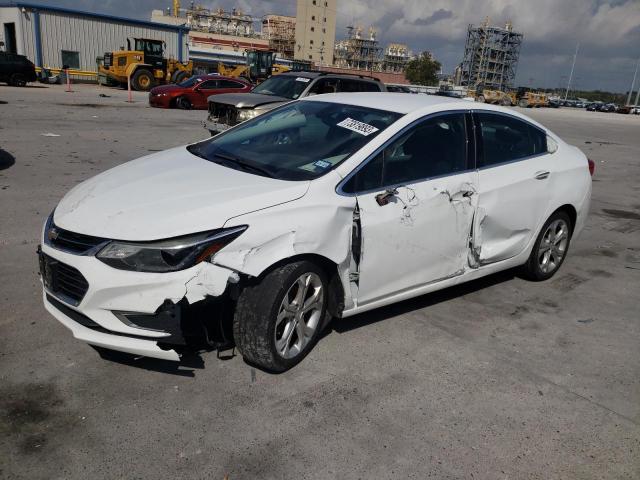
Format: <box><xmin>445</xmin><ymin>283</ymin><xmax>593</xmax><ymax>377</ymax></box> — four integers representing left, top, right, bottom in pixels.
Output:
<box><xmin>405</xmin><ymin>52</ymin><xmax>441</xmax><ymax>86</ymax></box>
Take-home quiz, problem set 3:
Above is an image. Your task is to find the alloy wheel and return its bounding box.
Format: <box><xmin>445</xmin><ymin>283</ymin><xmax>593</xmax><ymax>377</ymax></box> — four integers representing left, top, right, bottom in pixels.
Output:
<box><xmin>274</xmin><ymin>272</ymin><xmax>324</xmax><ymax>359</ymax></box>
<box><xmin>538</xmin><ymin>219</ymin><xmax>569</xmax><ymax>274</ymax></box>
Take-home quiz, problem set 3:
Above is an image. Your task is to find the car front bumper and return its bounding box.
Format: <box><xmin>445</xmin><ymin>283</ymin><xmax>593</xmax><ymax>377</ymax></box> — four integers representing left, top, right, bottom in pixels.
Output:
<box><xmin>39</xmin><ymin>241</ymin><xmax>236</xmax><ymax>361</ymax></box>
<box><xmin>203</xmin><ymin>117</ymin><xmax>231</xmax><ymax>134</ymax></box>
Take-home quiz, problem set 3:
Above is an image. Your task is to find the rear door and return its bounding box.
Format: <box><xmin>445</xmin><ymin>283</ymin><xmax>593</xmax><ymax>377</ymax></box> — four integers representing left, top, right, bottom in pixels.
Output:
<box><xmin>342</xmin><ymin>112</ymin><xmax>478</xmax><ymax>305</ymax></box>
<box><xmin>473</xmin><ymin>111</ymin><xmax>554</xmax><ymax>264</ymax></box>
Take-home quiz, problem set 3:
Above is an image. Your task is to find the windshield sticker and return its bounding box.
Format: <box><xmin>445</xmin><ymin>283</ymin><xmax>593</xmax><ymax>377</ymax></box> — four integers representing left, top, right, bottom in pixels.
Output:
<box><xmin>295</xmin><ymin>77</ymin><xmax>311</xmax><ymax>83</ymax></box>
<box><xmin>337</xmin><ymin>118</ymin><xmax>379</xmax><ymax>136</ymax></box>
<box><xmin>314</xmin><ymin>160</ymin><xmax>332</xmax><ymax>169</ymax></box>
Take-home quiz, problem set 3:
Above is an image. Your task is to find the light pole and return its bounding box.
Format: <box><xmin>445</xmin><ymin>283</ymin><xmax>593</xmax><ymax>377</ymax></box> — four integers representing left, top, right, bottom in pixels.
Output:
<box><xmin>564</xmin><ymin>43</ymin><xmax>579</xmax><ymax>101</ymax></box>
<box><xmin>627</xmin><ymin>56</ymin><xmax>640</xmax><ymax>106</ymax></box>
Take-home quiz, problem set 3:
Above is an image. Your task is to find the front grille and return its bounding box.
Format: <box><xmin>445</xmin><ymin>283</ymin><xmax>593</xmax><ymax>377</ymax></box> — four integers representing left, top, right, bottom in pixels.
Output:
<box><xmin>46</xmin><ymin>222</ymin><xmax>106</xmax><ymax>255</ymax></box>
<box><xmin>209</xmin><ymin>103</ymin><xmax>238</xmax><ymax>126</ymax></box>
<box><xmin>39</xmin><ymin>252</ymin><xmax>89</xmax><ymax>305</ymax></box>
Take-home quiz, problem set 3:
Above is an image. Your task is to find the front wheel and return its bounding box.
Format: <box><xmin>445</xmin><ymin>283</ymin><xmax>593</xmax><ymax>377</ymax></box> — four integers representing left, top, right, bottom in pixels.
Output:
<box><xmin>176</xmin><ymin>96</ymin><xmax>192</xmax><ymax>110</ymax></box>
<box><xmin>233</xmin><ymin>261</ymin><xmax>328</xmax><ymax>372</ymax></box>
<box><xmin>131</xmin><ymin>69</ymin><xmax>155</xmax><ymax>91</ymax></box>
<box><xmin>521</xmin><ymin>211</ymin><xmax>572</xmax><ymax>281</ymax></box>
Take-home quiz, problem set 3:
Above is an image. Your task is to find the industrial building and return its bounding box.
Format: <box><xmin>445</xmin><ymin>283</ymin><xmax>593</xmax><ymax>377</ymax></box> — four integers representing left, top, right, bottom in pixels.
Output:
<box><xmin>458</xmin><ymin>19</ymin><xmax>523</xmax><ymax>91</ymax></box>
<box><xmin>294</xmin><ymin>0</ymin><xmax>337</xmax><ymax>66</ymax></box>
<box><xmin>334</xmin><ymin>26</ymin><xmax>413</xmax><ymax>74</ymax></box>
<box><xmin>262</xmin><ymin>15</ymin><xmax>296</xmax><ymax>59</ymax></box>
<box><xmin>0</xmin><ymin>2</ymin><xmax>188</xmax><ymax>80</ymax></box>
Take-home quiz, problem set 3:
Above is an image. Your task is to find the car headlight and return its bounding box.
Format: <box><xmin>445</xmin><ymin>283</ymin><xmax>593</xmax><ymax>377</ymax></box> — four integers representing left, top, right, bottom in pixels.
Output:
<box><xmin>236</xmin><ymin>109</ymin><xmax>260</xmax><ymax>122</ymax></box>
<box><xmin>96</xmin><ymin>226</ymin><xmax>247</xmax><ymax>272</ymax></box>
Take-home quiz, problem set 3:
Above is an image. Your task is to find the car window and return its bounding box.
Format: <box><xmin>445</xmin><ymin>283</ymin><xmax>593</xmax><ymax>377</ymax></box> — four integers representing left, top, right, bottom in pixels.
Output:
<box><xmin>218</xmin><ymin>79</ymin><xmax>246</xmax><ymax>89</ymax></box>
<box><xmin>477</xmin><ymin>112</ymin><xmax>547</xmax><ymax>167</ymax></box>
<box><xmin>188</xmin><ymin>101</ymin><xmax>401</xmax><ymax>181</ymax></box>
<box><xmin>251</xmin><ymin>75</ymin><xmax>312</xmax><ymax>99</ymax></box>
<box><xmin>309</xmin><ymin>78</ymin><xmax>339</xmax><ymax>95</ymax></box>
<box><xmin>342</xmin><ymin>113</ymin><xmax>468</xmax><ymax>193</ymax></box>
<box><xmin>198</xmin><ymin>80</ymin><xmax>218</xmax><ymax>89</ymax></box>
<box><xmin>339</xmin><ymin>79</ymin><xmax>381</xmax><ymax>92</ymax></box>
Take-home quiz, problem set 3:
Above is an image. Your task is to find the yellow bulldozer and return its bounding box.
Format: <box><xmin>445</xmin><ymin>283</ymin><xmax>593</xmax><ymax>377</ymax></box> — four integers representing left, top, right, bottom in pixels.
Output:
<box><xmin>99</xmin><ymin>38</ymin><xmax>193</xmax><ymax>91</ymax></box>
<box><xmin>216</xmin><ymin>50</ymin><xmax>290</xmax><ymax>83</ymax></box>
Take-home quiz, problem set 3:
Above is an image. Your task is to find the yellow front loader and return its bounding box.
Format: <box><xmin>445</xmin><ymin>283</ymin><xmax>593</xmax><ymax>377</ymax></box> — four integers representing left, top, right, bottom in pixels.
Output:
<box><xmin>99</xmin><ymin>38</ymin><xmax>193</xmax><ymax>91</ymax></box>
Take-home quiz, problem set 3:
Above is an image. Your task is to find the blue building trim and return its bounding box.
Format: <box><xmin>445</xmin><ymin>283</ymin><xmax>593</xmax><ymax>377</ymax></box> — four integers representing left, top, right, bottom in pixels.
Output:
<box><xmin>177</xmin><ymin>29</ymin><xmax>183</xmax><ymax>62</ymax></box>
<box><xmin>32</xmin><ymin>8</ymin><xmax>42</xmax><ymax>67</ymax></box>
<box><xmin>0</xmin><ymin>2</ymin><xmax>190</xmax><ymax>32</ymax></box>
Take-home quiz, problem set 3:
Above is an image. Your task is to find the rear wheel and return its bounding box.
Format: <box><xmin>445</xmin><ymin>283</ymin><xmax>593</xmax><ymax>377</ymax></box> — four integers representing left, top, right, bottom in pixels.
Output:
<box><xmin>9</xmin><ymin>73</ymin><xmax>27</xmax><ymax>87</ymax></box>
<box><xmin>477</xmin><ymin>95</ymin><xmax>485</xmax><ymax>103</ymax></box>
<box><xmin>176</xmin><ymin>96</ymin><xmax>192</xmax><ymax>110</ymax></box>
<box><xmin>131</xmin><ymin>69</ymin><xmax>155</xmax><ymax>91</ymax></box>
<box><xmin>518</xmin><ymin>99</ymin><xmax>529</xmax><ymax>108</ymax></box>
<box><xmin>500</xmin><ymin>97</ymin><xmax>512</xmax><ymax>106</ymax></box>
<box><xmin>521</xmin><ymin>211</ymin><xmax>572</xmax><ymax>281</ymax></box>
<box><xmin>233</xmin><ymin>261</ymin><xmax>328</xmax><ymax>372</ymax></box>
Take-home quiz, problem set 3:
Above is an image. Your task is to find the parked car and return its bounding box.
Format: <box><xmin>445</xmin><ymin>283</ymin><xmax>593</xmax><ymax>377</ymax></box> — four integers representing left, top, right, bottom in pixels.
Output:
<box><xmin>586</xmin><ymin>103</ymin><xmax>600</xmax><ymax>111</ymax></box>
<box><xmin>0</xmin><ymin>52</ymin><xmax>37</xmax><ymax>86</ymax></box>
<box><xmin>39</xmin><ymin>94</ymin><xmax>592</xmax><ymax>372</ymax></box>
<box><xmin>598</xmin><ymin>103</ymin><xmax>618</xmax><ymax>113</ymax></box>
<box><xmin>204</xmin><ymin>71</ymin><xmax>385</xmax><ymax>134</ymax></box>
<box><xmin>149</xmin><ymin>74</ymin><xmax>251</xmax><ymax>110</ymax></box>
<box><xmin>386</xmin><ymin>85</ymin><xmax>412</xmax><ymax>93</ymax></box>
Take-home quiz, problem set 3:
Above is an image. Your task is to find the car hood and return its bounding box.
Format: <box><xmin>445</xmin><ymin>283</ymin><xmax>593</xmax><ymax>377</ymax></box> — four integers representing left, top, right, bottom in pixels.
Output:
<box><xmin>150</xmin><ymin>84</ymin><xmax>183</xmax><ymax>94</ymax></box>
<box><xmin>207</xmin><ymin>92</ymin><xmax>290</xmax><ymax>108</ymax></box>
<box><xmin>54</xmin><ymin>146</ymin><xmax>309</xmax><ymax>241</ymax></box>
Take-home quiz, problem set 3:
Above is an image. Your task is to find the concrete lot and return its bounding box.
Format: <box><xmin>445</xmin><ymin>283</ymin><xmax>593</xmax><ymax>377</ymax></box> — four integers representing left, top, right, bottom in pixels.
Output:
<box><xmin>0</xmin><ymin>83</ymin><xmax>638</xmax><ymax>479</ymax></box>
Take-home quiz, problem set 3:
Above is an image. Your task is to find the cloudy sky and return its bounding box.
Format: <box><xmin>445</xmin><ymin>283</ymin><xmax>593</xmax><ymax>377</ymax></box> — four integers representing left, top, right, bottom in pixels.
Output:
<box><xmin>38</xmin><ymin>0</ymin><xmax>640</xmax><ymax>92</ymax></box>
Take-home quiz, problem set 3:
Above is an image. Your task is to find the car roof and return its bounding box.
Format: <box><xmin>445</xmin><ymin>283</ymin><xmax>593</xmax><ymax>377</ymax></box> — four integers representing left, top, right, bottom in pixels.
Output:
<box><xmin>279</xmin><ymin>71</ymin><xmax>380</xmax><ymax>82</ymax></box>
<box><xmin>301</xmin><ymin>92</ymin><xmax>467</xmax><ymax>114</ymax></box>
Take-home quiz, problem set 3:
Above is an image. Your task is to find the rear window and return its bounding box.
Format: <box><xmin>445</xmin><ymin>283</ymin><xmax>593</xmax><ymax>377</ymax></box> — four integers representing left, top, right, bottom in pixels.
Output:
<box><xmin>476</xmin><ymin>112</ymin><xmax>547</xmax><ymax>167</ymax></box>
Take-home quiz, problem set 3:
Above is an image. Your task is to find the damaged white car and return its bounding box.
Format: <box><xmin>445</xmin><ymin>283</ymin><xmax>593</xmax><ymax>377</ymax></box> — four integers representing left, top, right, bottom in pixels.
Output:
<box><xmin>39</xmin><ymin>93</ymin><xmax>593</xmax><ymax>372</ymax></box>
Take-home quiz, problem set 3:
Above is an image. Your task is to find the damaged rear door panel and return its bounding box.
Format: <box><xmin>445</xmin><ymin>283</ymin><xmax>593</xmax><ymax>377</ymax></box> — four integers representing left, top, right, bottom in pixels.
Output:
<box><xmin>341</xmin><ymin>112</ymin><xmax>479</xmax><ymax>305</ymax></box>
<box><xmin>472</xmin><ymin>111</ymin><xmax>556</xmax><ymax>264</ymax></box>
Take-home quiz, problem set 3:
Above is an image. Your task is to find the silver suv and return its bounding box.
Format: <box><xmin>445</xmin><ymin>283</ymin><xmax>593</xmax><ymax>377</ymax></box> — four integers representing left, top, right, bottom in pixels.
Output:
<box><xmin>204</xmin><ymin>71</ymin><xmax>385</xmax><ymax>134</ymax></box>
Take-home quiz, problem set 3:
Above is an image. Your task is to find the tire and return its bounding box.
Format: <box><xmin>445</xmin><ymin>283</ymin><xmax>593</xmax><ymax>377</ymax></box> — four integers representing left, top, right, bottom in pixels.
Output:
<box><xmin>176</xmin><ymin>96</ymin><xmax>192</xmax><ymax>110</ymax></box>
<box><xmin>500</xmin><ymin>97</ymin><xmax>512</xmax><ymax>106</ymax></box>
<box><xmin>518</xmin><ymin>99</ymin><xmax>529</xmax><ymax>108</ymax></box>
<box><xmin>521</xmin><ymin>211</ymin><xmax>572</xmax><ymax>281</ymax></box>
<box><xmin>233</xmin><ymin>260</ymin><xmax>329</xmax><ymax>372</ymax></box>
<box><xmin>10</xmin><ymin>73</ymin><xmax>27</xmax><ymax>87</ymax></box>
<box><xmin>477</xmin><ymin>95</ymin><xmax>485</xmax><ymax>103</ymax></box>
<box><xmin>131</xmin><ymin>69</ymin><xmax>155</xmax><ymax>91</ymax></box>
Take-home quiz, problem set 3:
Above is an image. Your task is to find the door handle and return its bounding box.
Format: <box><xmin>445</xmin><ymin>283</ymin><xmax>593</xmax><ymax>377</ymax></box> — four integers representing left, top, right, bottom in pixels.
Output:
<box><xmin>535</xmin><ymin>171</ymin><xmax>550</xmax><ymax>180</ymax></box>
<box><xmin>375</xmin><ymin>188</ymin><xmax>398</xmax><ymax>206</ymax></box>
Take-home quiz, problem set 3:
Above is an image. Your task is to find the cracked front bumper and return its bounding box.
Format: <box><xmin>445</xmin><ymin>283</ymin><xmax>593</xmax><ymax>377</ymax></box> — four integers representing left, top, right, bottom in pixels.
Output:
<box><xmin>39</xmin><ymin>242</ymin><xmax>235</xmax><ymax>361</ymax></box>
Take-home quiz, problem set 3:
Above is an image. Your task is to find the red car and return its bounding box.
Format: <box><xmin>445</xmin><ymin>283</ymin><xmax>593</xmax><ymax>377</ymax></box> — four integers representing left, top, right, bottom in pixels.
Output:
<box><xmin>148</xmin><ymin>74</ymin><xmax>252</xmax><ymax>110</ymax></box>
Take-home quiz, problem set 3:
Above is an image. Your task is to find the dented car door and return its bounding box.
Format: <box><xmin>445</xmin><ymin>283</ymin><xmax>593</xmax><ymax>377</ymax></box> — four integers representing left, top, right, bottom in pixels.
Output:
<box><xmin>341</xmin><ymin>112</ymin><xmax>478</xmax><ymax>305</ymax></box>
<box><xmin>472</xmin><ymin>112</ymin><xmax>554</xmax><ymax>264</ymax></box>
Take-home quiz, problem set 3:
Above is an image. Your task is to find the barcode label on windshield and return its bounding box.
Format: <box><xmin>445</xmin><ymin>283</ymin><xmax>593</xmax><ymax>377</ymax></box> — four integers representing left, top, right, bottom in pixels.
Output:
<box><xmin>296</xmin><ymin>77</ymin><xmax>311</xmax><ymax>83</ymax></box>
<box><xmin>336</xmin><ymin>118</ymin><xmax>379</xmax><ymax>136</ymax></box>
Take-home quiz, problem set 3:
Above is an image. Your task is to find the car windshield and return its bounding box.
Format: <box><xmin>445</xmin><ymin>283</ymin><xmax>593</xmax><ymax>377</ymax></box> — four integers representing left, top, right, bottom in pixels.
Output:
<box><xmin>251</xmin><ymin>75</ymin><xmax>313</xmax><ymax>100</ymax></box>
<box><xmin>188</xmin><ymin>101</ymin><xmax>402</xmax><ymax>181</ymax></box>
<box><xmin>177</xmin><ymin>76</ymin><xmax>203</xmax><ymax>88</ymax></box>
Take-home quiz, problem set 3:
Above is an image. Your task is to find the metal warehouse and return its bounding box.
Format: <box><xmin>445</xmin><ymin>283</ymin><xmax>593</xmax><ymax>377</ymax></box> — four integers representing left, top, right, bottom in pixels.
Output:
<box><xmin>0</xmin><ymin>2</ymin><xmax>188</xmax><ymax>80</ymax></box>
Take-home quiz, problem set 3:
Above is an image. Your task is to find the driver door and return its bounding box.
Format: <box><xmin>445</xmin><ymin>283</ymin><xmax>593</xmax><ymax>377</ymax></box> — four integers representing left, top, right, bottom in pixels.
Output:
<box><xmin>342</xmin><ymin>113</ymin><xmax>478</xmax><ymax>305</ymax></box>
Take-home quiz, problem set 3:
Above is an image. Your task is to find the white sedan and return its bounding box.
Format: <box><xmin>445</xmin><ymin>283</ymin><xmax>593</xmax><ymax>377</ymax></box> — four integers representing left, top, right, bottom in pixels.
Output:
<box><xmin>39</xmin><ymin>93</ymin><xmax>593</xmax><ymax>372</ymax></box>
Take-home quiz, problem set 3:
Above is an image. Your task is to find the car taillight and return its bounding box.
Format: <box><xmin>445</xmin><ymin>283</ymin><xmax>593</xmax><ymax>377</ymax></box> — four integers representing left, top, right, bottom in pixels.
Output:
<box><xmin>588</xmin><ymin>158</ymin><xmax>595</xmax><ymax>176</ymax></box>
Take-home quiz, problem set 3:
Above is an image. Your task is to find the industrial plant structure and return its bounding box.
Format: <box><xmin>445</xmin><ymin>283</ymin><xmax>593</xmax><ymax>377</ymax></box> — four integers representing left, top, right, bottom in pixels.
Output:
<box><xmin>334</xmin><ymin>26</ymin><xmax>413</xmax><ymax>73</ymax></box>
<box><xmin>262</xmin><ymin>15</ymin><xmax>296</xmax><ymax>59</ymax></box>
<box><xmin>458</xmin><ymin>20</ymin><xmax>523</xmax><ymax>91</ymax></box>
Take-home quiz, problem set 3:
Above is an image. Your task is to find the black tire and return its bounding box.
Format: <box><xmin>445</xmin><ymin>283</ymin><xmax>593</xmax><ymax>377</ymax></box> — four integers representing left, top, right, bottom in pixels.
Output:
<box><xmin>131</xmin><ymin>69</ymin><xmax>155</xmax><ymax>91</ymax></box>
<box><xmin>10</xmin><ymin>73</ymin><xmax>27</xmax><ymax>87</ymax></box>
<box><xmin>500</xmin><ymin>97</ymin><xmax>512</xmax><ymax>106</ymax></box>
<box><xmin>521</xmin><ymin>211</ymin><xmax>573</xmax><ymax>281</ymax></box>
<box><xmin>477</xmin><ymin>95</ymin><xmax>485</xmax><ymax>103</ymax></box>
<box><xmin>518</xmin><ymin>99</ymin><xmax>528</xmax><ymax>108</ymax></box>
<box><xmin>233</xmin><ymin>260</ymin><xmax>329</xmax><ymax>372</ymax></box>
<box><xmin>176</xmin><ymin>95</ymin><xmax>192</xmax><ymax>110</ymax></box>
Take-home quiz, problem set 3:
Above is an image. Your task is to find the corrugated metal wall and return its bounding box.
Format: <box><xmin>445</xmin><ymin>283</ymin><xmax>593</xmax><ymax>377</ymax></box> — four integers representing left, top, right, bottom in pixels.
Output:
<box><xmin>7</xmin><ymin>7</ymin><xmax>187</xmax><ymax>74</ymax></box>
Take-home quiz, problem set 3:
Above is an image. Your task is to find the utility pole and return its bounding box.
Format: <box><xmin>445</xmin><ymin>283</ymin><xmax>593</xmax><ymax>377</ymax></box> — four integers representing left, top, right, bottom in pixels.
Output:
<box><xmin>628</xmin><ymin>56</ymin><xmax>640</xmax><ymax>106</ymax></box>
<box><xmin>564</xmin><ymin>42</ymin><xmax>579</xmax><ymax>101</ymax></box>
